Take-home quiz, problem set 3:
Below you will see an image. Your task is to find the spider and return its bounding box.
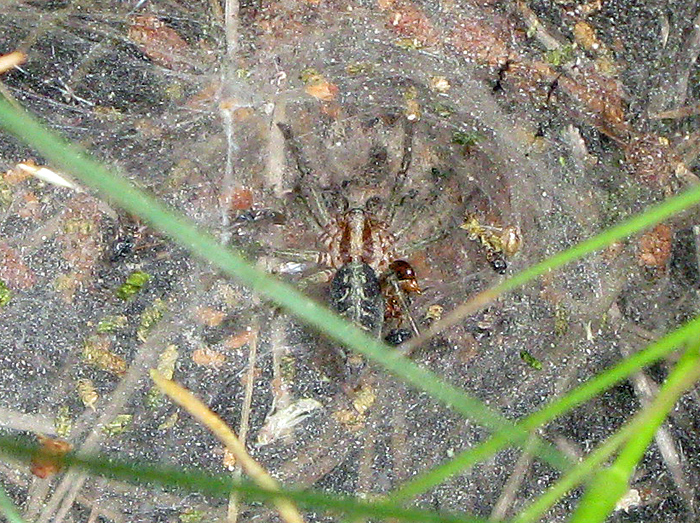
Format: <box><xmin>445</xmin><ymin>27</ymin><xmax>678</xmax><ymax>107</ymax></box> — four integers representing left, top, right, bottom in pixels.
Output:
<box><xmin>274</xmin><ymin>117</ymin><xmax>442</xmax><ymax>359</ymax></box>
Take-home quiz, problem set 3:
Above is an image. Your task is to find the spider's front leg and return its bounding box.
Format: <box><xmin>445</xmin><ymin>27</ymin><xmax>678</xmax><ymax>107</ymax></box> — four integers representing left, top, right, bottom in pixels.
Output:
<box><xmin>276</xmin><ymin>122</ymin><xmax>332</xmax><ymax>232</ymax></box>
<box><xmin>383</xmin><ymin>117</ymin><xmax>415</xmax><ymax>224</ymax></box>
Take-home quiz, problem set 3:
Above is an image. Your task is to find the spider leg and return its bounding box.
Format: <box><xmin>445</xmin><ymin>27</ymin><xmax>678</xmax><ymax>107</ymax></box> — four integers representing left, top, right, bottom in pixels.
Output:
<box><xmin>277</xmin><ymin>122</ymin><xmax>332</xmax><ymax>230</ymax></box>
<box><xmin>297</xmin><ymin>268</ymin><xmax>334</xmax><ymax>289</ymax></box>
<box><xmin>384</xmin><ymin>117</ymin><xmax>415</xmax><ymax>224</ymax></box>
<box><xmin>397</xmin><ymin>229</ymin><xmax>450</xmax><ymax>259</ymax></box>
<box><xmin>392</xmin><ymin>189</ymin><xmax>452</xmax><ymax>256</ymax></box>
<box><xmin>269</xmin><ymin>247</ymin><xmax>322</xmax><ymax>264</ymax></box>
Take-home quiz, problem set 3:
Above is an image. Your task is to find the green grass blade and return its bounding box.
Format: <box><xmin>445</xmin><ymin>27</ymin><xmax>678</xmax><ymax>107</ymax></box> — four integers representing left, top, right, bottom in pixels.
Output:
<box><xmin>405</xmin><ymin>180</ymin><xmax>700</xmax><ymax>356</ymax></box>
<box><xmin>569</xmin><ymin>340</ymin><xmax>700</xmax><ymax>523</ymax></box>
<box><xmin>0</xmin><ymin>435</ymin><xmax>487</xmax><ymax>523</ymax></box>
<box><xmin>512</xmin><ymin>423</ymin><xmax>631</xmax><ymax>523</ymax></box>
<box><xmin>391</xmin><ymin>315</ymin><xmax>700</xmax><ymax>501</ymax></box>
<box><xmin>514</xmin><ymin>340</ymin><xmax>700</xmax><ymax>523</ymax></box>
<box><xmin>0</xmin><ymin>483</ymin><xmax>27</xmax><ymax>523</ymax></box>
<box><xmin>0</xmin><ymin>94</ymin><xmax>571</xmax><ymax>470</ymax></box>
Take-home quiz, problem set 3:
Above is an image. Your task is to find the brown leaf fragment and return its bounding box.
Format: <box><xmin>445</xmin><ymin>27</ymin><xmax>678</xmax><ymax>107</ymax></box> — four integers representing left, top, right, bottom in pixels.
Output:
<box><xmin>195</xmin><ymin>307</ymin><xmax>227</xmax><ymax>327</ymax></box>
<box><xmin>638</xmin><ymin>224</ymin><xmax>673</xmax><ymax>271</ymax></box>
<box><xmin>57</xmin><ymin>195</ymin><xmax>104</xmax><ymax>297</ymax></box>
<box><xmin>17</xmin><ymin>191</ymin><xmax>40</xmax><ymax>219</ymax></box>
<box><xmin>525</xmin><ymin>61</ymin><xmax>629</xmax><ymax>140</ymax></box>
<box><xmin>192</xmin><ymin>347</ymin><xmax>226</xmax><ymax>367</ymax></box>
<box><xmin>449</xmin><ymin>15</ymin><xmax>516</xmax><ymax>66</ymax></box>
<box><xmin>227</xmin><ymin>186</ymin><xmax>254</xmax><ymax>212</ymax></box>
<box><xmin>0</xmin><ymin>242</ymin><xmax>35</xmax><ymax>290</ymax></box>
<box><xmin>128</xmin><ymin>15</ymin><xmax>195</xmax><ymax>72</ymax></box>
<box><xmin>576</xmin><ymin>0</ymin><xmax>602</xmax><ymax>17</ymax></box>
<box><xmin>624</xmin><ymin>134</ymin><xmax>678</xmax><ymax>186</ymax></box>
<box><xmin>186</xmin><ymin>80</ymin><xmax>220</xmax><ymax>110</ymax></box>
<box><xmin>650</xmin><ymin>103</ymin><xmax>700</xmax><ymax>120</ymax></box>
<box><xmin>573</xmin><ymin>21</ymin><xmax>600</xmax><ymax>51</ymax></box>
<box><xmin>305</xmin><ymin>80</ymin><xmax>339</xmax><ymax>102</ymax></box>
<box><xmin>4</xmin><ymin>160</ymin><xmax>34</xmax><ymax>185</ymax></box>
<box><xmin>382</xmin><ymin>1</ymin><xmax>440</xmax><ymax>48</ymax></box>
<box><xmin>222</xmin><ymin>328</ymin><xmax>255</xmax><ymax>351</ymax></box>
<box><xmin>30</xmin><ymin>435</ymin><xmax>72</xmax><ymax>479</ymax></box>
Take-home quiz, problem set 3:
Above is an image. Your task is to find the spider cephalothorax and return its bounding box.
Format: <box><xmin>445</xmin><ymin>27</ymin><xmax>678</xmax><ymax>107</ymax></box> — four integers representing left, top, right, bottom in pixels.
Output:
<box><xmin>319</xmin><ymin>207</ymin><xmax>396</xmax><ymax>273</ymax></box>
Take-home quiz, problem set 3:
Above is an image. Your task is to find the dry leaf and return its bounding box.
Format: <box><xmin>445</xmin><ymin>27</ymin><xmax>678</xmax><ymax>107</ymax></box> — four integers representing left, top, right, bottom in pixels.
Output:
<box><xmin>638</xmin><ymin>224</ymin><xmax>673</xmax><ymax>270</ymax></box>
<box><xmin>228</xmin><ymin>186</ymin><xmax>254</xmax><ymax>212</ymax></box>
<box><xmin>256</xmin><ymin>398</ymin><xmax>323</xmax><ymax>446</ymax></box>
<box><xmin>128</xmin><ymin>15</ymin><xmax>194</xmax><ymax>72</ymax></box>
<box><xmin>195</xmin><ymin>307</ymin><xmax>227</xmax><ymax>327</ymax></box>
<box><xmin>17</xmin><ymin>191</ymin><xmax>40</xmax><ymax>219</ymax></box>
<box><xmin>625</xmin><ymin>134</ymin><xmax>678</xmax><ymax>186</ymax></box>
<box><xmin>0</xmin><ymin>242</ymin><xmax>36</xmax><ymax>290</ymax></box>
<box><xmin>82</xmin><ymin>336</ymin><xmax>127</xmax><ymax>377</ymax></box>
<box><xmin>429</xmin><ymin>76</ymin><xmax>451</xmax><ymax>93</ymax></box>
<box><xmin>30</xmin><ymin>435</ymin><xmax>72</xmax><ymax>479</ymax></box>
<box><xmin>449</xmin><ymin>15</ymin><xmax>515</xmax><ymax>66</ymax></box>
<box><xmin>192</xmin><ymin>347</ymin><xmax>226</xmax><ymax>367</ymax></box>
<box><xmin>222</xmin><ymin>329</ymin><xmax>255</xmax><ymax>351</ymax></box>
<box><xmin>573</xmin><ymin>21</ymin><xmax>600</xmax><ymax>51</ymax></box>
<box><xmin>383</xmin><ymin>1</ymin><xmax>439</xmax><ymax>48</ymax></box>
<box><xmin>305</xmin><ymin>81</ymin><xmax>339</xmax><ymax>102</ymax></box>
<box><xmin>0</xmin><ymin>51</ymin><xmax>26</xmax><ymax>74</ymax></box>
<box><xmin>223</xmin><ymin>448</ymin><xmax>237</xmax><ymax>470</ymax></box>
<box><xmin>77</xmin><ymin>379</ymin><xmax>98</xmax><ymax>410</ymax></box>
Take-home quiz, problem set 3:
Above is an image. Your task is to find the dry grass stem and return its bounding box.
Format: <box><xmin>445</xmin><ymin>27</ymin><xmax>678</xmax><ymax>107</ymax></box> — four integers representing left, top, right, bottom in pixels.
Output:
<box><xmin>150</xmin><ymin>371</ymin><xmax>307</xmax><ymax>523</ymax></box>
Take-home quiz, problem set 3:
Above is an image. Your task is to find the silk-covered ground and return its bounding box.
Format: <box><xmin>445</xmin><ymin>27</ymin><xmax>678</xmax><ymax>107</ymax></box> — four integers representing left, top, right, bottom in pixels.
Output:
<box><xmin>1</xmin><ymin>1</ymin><xmax>700</xmax><ymax>522</ymax></box>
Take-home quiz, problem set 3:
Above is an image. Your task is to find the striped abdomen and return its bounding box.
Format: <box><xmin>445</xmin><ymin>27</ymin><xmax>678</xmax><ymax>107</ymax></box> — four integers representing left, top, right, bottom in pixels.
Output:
<box><xmin>330</xmin><ymin>261</ymin><xmax>384</xmax><ymax>338</ymax></box>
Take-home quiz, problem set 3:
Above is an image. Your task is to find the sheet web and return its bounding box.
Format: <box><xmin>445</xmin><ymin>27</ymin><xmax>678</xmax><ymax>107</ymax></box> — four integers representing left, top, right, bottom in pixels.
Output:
<box><xmin>1</xmin><ymin>1</ymin><xmax>699</xmax><ymax>522</ymax></box>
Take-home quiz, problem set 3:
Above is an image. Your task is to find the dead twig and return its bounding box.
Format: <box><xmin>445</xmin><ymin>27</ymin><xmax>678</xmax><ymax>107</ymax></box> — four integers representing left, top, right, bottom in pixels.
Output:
<box><xmin>151</xmin><ymin>371</ymin><xmax>307</xmax><ymax>523</ymax></box>
<box><xmin>228</xmin><ymin>323</ymin><xmax>259</xmax><ymax>523</ymax></box>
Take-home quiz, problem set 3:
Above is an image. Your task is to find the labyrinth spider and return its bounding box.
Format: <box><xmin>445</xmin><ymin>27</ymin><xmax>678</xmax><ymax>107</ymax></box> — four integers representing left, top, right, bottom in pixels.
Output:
<box><xmin>274</xmin><ymin>116</ymin><xmax>446</xmax><ymax>360</ymax></box>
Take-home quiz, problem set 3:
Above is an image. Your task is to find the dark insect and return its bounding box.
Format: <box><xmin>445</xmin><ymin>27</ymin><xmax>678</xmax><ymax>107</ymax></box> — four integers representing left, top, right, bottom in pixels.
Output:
<box><xmin>107</xmin><ymin>214</ymin><xmax>153</xmax><ymax>262</ymax></box>
<box><xmin>384</xmin><ymin>328</ymin><xmax>413</xmax><ymax>346</ymax></box>
<box><xmin>493</xmin><ymin>59</ymin><xmax>513</xmax><ymax>93</ymax></box>
<box><xmin>231</xmin><ymin>209</ymin><xmax>286</xmax><ymax>228</ymax></box>
<box><xmin>486</xmin><ymin>250</ymin><xmax>508</xmax><ymax>275</ymax></box>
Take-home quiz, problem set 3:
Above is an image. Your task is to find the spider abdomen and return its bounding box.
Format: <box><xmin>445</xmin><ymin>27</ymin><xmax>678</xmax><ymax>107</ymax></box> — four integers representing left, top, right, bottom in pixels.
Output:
<box><xmin>330</xmin><ymin>261</ymin><xmax>384</xmax><ymax>338</ymax></box>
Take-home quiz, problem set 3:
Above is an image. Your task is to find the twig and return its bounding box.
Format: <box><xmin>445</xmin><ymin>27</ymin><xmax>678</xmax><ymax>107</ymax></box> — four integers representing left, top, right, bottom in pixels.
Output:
<box><xmin>36</xmin><ymin>291</ymin><xmax>196</xmax><ymax>523</ymax></box>
<box><xmin>0</xmin><ymin>408</ymin><xmax>55</xmax><ymax>435</ymax></box>
<box><xmin>489</xmin><ymin>435</ymin><xmax>537</xmax><ymax>521</ymax></box>
<box><xmin>619</xmin><ymin>342</ymin><xmax>695</xmax><ymax>514</ymax></box>
<box><xmin>228</xmin><ymin>324</ymin><xmax>259</xmax><ymax>523</ymax></box>
<box><xmin>267</xmin><ymin>100</ymin><xmax>288</xmax><ymax>197</ymax></box>
<box><xmin>224</xmin><ymin>0</ymin><xmax>240</xmax><ymax>61</ymax></box>
<box><xmin>151</xmin><ymin>371</ymin><xmax>307</xmax><ymax>523</ymax></box>
<box><xmin>219</xmin><ymin>105</ymin><xmax>236</xmax><ymax>244</ymax></box>
<box><xmin>218</xmin><ymin>0</ymin><xmax>241</xmax><ymax>244</ymax></box>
